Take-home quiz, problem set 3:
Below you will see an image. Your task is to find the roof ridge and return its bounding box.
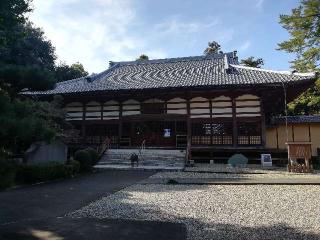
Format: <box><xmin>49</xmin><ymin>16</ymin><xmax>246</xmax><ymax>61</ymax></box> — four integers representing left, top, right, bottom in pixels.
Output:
<box><xmin>231</xmin><ymin>64</ymin><xmax>316</xmax><ymax>77</ymax></box>
<box><xmin>110</xmin><ymin>52</ymin><xmax>234</xmax><ymax>66</ymax></box>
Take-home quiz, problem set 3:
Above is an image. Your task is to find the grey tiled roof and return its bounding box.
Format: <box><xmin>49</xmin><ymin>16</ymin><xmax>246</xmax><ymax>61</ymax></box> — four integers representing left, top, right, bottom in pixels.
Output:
<box><xmin>273</xmin><ymin>115</ymin><xmax>320</xmax><ymax>124</ymax></box>
<box><xmin>23</xmin><ymin>52</ymin><xmax>316</xmax><ymax>95</ymax></box>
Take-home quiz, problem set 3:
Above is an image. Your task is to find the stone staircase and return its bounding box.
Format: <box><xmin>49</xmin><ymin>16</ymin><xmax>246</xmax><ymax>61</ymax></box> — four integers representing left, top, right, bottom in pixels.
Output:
<box><xmin>95</xmin><ymin>149</ymin><xmax>186</xmax><ymax>170</ymax></box>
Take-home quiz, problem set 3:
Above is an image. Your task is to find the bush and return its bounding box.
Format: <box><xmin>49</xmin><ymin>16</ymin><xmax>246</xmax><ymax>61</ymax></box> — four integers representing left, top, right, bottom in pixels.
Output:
<box><xmin>69</xmin><ymin>160</ymin><xmax>80</xmax><ymax>174</ymax></box>
<box><xmin>74</xmin><ymin>150</ymin><xmax>92</xmax><ymax>172</ymax></box>
<box><xmin>0</xmin><ymin>159</ymin><xmax>17</xmax><ymax>189</ymax></box>
<box><xmin>228</xmin><ymin>154</ymin><xmax>248</xmax><ymax>167</ymax></box>
<box><xmin>16</xmin><ymin>162</ymin><xmax>73</xmax><ymax>184</ymax></box>
<box><xmin>85</xmin><ymin>147</ymin><xmax>99</xmax><ymax>166</ymax></box>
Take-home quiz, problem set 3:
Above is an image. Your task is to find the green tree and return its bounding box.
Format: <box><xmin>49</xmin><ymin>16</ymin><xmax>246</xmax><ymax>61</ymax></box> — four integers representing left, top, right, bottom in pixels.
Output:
<box><xmin>1</xmin><ymin>22</ymin><xmax>56</xmax><ymax>70</ymax></box>
<box><xmin>55</xmin><ymin>62</ymin><xmax>88</xmax><ymax>82</ymax></box>
<box><xmin>278</xmin><ymin>0</ymin><xmax>320</xmax><ymax>115</ymax></box>
<box><xmin>240</xmin><ymin>56</ymin><xmax>264</xmax><ymax>68</ymax></box>
<box><xmin>0</xmin><ymin>1</ymin><xmax>57</xmax><ymax>94</ymax></box>
<box><xmin>136</xmin><ymin>54</ymin><xmax>149</xmax><ymax>61</ymax></box>
<box><xmin>204</xmin><ymin>41</ymin><xmax>222</xmax><ymax>55</ymax></box>
<box><xmin>0</xmin><ymin>0</ymin><xmax>31</xmax><ymax>48</ymax></box>
<box><xmin>0</xmin><ymin>91</ymin><xmax>67</xmax><ymax>155</ymax></box>
<box><xmin>0</xmin><ymin>64</ymin><xmax>56</xmax><ymax>96</ymax></box>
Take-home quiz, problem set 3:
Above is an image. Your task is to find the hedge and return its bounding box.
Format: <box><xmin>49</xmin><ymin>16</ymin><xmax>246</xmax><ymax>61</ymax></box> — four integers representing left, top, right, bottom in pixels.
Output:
<box><xmin>0</xmin><ymin>159</ymin><xmax>16</xmax><ymax>189</ymax></box>
<box><xmin>74</xmin><ymin>150</ymin><xmax>92</xmax><ymax>172</ymax></box>
<box><xmin>15</xmin><ymin>162</ymin><xmax>74</xmax><ymax>184</ymax></box>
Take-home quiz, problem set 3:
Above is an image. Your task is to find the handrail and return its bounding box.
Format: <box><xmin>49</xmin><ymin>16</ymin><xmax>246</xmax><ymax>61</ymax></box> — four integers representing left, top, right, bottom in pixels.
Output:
<box><xmin>185</xmin><ymin>138</ymin><xmax>191</xmax><ymax>164</ymax></box>
<box><xmin>139</xmin><ymin>139</ymin><xmax>146</xmax><ymax>160</ymax></box>
<box><xmin>140</xmin><ymin>139</ymin><xmax>146</xmax><ymax>152</ymax></box>
<box><xmin>98</xmin><ymin>137</ymin><xmax>111</xmax><ymax>157</ymax></box>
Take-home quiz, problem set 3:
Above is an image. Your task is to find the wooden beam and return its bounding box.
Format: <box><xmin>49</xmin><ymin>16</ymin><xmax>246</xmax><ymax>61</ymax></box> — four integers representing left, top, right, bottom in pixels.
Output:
<box><xmin>232</xmin><ymin>97</ymin><xmax>237</xmax><ymax>147</ymax></box>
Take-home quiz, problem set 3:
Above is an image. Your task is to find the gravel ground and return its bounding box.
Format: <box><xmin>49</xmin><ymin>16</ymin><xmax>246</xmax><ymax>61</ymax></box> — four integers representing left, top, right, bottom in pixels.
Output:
<box><xmin>70</xmin><ymin>184</ymin><xmax>320</xmax><ymax>240</ymax></box>
<box><xmin>149</xmin><ymin>171</ymin><xmax>320</xmax><ymax>179</ymax></box>
<box><xmin>185</xmin><ymin>164</ymin><xmax>320</xmax><ymax>174</ymax></box>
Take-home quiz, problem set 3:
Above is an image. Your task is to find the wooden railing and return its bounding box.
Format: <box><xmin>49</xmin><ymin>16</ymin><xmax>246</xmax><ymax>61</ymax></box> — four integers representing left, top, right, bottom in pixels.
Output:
<box><xmin>185</xmin><ymin>139</ymin><xmax>191</xmax><ymax>165</ymax></box>
<box><xmin>98</xmin><ymin>137</ymin><xmax>111</xmax><ymax>157</ymax></box>
<box><xmin>139</xmin><ymin>139</ymin><xmax>146</xmax><ymax>161</ymax></box>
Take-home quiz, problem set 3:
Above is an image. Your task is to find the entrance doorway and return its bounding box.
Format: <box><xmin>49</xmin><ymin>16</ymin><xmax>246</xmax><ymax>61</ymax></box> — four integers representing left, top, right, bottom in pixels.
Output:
<box><xmin>122</xmin><ymin>120</ymin><xmax>187</xmax><ymax>148</ymax></box>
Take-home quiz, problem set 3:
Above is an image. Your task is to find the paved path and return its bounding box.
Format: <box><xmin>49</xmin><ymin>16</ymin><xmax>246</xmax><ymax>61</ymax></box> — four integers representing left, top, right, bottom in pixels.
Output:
<box><xmin>0</xmin><ymin>169</ymin><xmax>155</xmax><ymax>225</ymax></box>
<box><xmin>0</xmin><ymin>218</ymin><xmax>186</xmax><ymax>240</ymax></box>
<box><xmin>0</xmin><ymin>169</ymin><xmax>188</xmax><ymax>240</ymax></box>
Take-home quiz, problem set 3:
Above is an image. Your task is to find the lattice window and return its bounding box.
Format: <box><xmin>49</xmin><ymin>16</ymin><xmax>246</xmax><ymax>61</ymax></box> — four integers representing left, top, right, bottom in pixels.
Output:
<box><xmin>212</xmin><ymin>96</ymin><xmax>232</xmax><ymax>118</ymax></box>
<box><xmin>191</xmin><ymin>136</ymin><xmax>211</xmax><ymax>145</ymax></box>
<box><xmin>236</xmin><ymin>94</ymin><xmax>261</xmax><ymax>117</ymax></box>
<box><xmin>212</xmin><ymin>122</ymin><xmax>233</xmax><ymax>145</ymax></box>
<box><xmin>141</xmin><ymin>99</ymin><xmax>165</xmax><ymax>114</ymax></box>
<box><xmin>85</xmin><ymin>101</ymin><xmax>101</xmax><ymax>120</ymax></box>
<box><xmin>64</xmin><ymin>102</ymin><xmax>83</xmax><ymax>121</ymax></box>
<box><xmin>122</xmin><ymin>99</ymin><xmax>141</xmax><ymax>116</ymax></box>
<box><xmin>167</xmin><ymin>98</ymin><xmax>187</xmax><ymax>114</ymax></box>
<box><xmin>191</xmin><ymin>122</ymin><xmax>211</xmax><ymax>145</ymax></box>
<box><xmin>190</xmin><ymin>97</ymin><xmax>210</xmax><ymax>118</ymax></box>
<box><xmin>103</xmin><ymin>100</ymin><xmax>119</xmax><ymax>120</ymax></box>
<box><xmin>237</xmin><ymin>121</ymin><xmax>262</xmax><ymax>145</ymax></box>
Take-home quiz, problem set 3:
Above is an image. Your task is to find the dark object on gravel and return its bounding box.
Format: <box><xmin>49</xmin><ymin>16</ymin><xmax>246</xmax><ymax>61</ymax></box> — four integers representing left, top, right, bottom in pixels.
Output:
<box><xmin>130</xmin><ymin>153</ymin><xmax>139</xmax><ymax>167</ymax></box>
<box><xmin>167</xmin><ymin>179</ymin><xmax>179</xmax><ymax>185</ymax></box>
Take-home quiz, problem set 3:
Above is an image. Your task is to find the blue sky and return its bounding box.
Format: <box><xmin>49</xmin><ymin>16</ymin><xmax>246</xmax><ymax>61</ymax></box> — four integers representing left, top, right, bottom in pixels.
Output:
<box><xmin>30</xmin><ymin>0</ymin><xmax>300</xmax><ymax>73</ymax></box>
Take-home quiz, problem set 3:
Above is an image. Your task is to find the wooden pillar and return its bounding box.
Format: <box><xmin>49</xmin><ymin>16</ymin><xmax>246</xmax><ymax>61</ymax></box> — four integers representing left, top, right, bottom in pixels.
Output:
<box><xmin>100</xmin><ymin>101</ymin><xmax>103</xmax><ymax>121</ymax></box>
<box><xmin>187</xmin><ymin>98</ymin><xmax>191</xmax><ymax>146</ymax></box>
<box><xmin>232</xmin><ymin>97</ymin><xmax>237</xmax><ymax>147</ymax></box>
<box><xmin>81</xmin><ymin>103</ymin><xmax>86</xmax><ymax>143</ymax></box>
<box><xmin>276</xmin><ymin>126</ymin><xmax>279</xmax><ymax>149</ymax></box>
<box><xmin>209</xmin><ymin>98</ymin><xmax>213</xmax><ymax>145</ymax></box>
<box><xmin>118</xmin><ymin>102</ymin><xmax>123</xmax><ymax>147</ymax></box>
<box><xmin>260</xmin><ymin>99</ymin><xmax>266</xmax><ymax>146</ymax></box>
<box><xmin>308</xmin><ymin>124</ymin><xmax>311</xmax><ymax>142</ymax></box>
<box><xmin>292</xmin><ymin>125</ymin><xmax>295</xmax><ymax>142</ymax></box>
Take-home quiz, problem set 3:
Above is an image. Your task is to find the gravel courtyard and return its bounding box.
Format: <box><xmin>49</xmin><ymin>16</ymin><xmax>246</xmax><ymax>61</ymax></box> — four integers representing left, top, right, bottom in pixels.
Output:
<box><xmin>70</xmin><ymin>183</ymin><xmax>320</xmax><ymax>240</ymax></box>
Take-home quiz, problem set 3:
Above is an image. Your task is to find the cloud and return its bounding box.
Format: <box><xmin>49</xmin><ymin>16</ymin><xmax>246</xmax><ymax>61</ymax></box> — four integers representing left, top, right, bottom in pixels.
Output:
<box><xmin>239</xmin><ymin>41</ymin><xmax>251</xmax><ymax>51</ymax></box>
<box><xmin>155</xmin><ymin>16</ymin><xmax>219</xmax><ymax>35</ymax></box>
<box><xmin>29</xmin><ymin>0</ymin><xmax>166</xmax><ymax>73</ymax></box>
<box><xmin>254</xmin><ymin>0</ymin><xmax>264</xmax><ymax>9</ymax></box>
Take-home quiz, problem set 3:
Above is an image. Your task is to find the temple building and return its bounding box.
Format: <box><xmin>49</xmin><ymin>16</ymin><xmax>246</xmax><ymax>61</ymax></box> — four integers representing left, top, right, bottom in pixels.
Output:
<box><xmin>25</xmin><ymin>51</ymin><xmax>317</xmax><ymax>163</ymax></box>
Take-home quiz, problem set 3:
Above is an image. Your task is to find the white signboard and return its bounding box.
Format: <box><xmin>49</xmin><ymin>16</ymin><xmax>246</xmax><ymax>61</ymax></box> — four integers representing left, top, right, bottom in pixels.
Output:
<box><xmin>261</xmin><ymin>154</ymin><xmax>272</xmax><ymax>167</ymax></box>
<box><xmin>164</xmin><ymin>129</ymin><xmax>171</xmax><ymax>137</ymax></box>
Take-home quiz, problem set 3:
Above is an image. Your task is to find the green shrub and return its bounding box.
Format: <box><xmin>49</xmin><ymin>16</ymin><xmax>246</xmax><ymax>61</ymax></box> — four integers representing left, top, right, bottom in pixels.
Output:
<box><xmin>228</xmin><ymin>154</ymin><xmax>248</xmax><ymax>167</ymax></box>
<box><xmin>16</xmin><ymin>162</ymin><xmax>73</xmax><ymax>184</ymax></box>
<box><xmin>0</xmin><ymin>159</ymin><xmax>17</xmax><ymax>189</ymax></box>
<box><xmin>74</xmin><ymin>150</ymin><xmax>92</xmax><ymax>172</ymax></box>
<box><xmin>69</xmin><ymin>160</ymin><xmax>80</xmax><ymax>174</ymax></box>
<box><xmin>85</xmin><ymin>147</ymin><xmax>99</xmax><ymax>166</ymax></box>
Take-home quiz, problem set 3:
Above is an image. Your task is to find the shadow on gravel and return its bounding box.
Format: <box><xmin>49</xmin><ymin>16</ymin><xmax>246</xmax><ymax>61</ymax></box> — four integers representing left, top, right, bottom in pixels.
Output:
<box><xmin>68</xmin><ymin>186</ymin><xmax>320</xmax><ymax>240</ymax></box>
<box><xmin>0</xmin><ymin>217</ymin><xmax>186</xmax><ymax>240</ymax></box>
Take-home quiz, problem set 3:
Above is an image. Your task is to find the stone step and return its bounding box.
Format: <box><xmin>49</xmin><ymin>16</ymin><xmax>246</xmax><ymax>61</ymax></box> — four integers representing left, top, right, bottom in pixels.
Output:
<box><xmin>98</xmin><ymin>148</ymin><xmax>186</xmax><ymax>169</ymax></box>
<box><xmin>99</xmin><ymin>159</ymin><xmax>185</xmax><ymax>164</ymax></box>
<box><xmin>101</xmin><ymin>156</ymin><xmax>186</xmax><ymax>160</ymax></box>
<box><xmin>106</xmin><ymin>151</ymin><xmax>185</xmax><ymax>157</ymax></box>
